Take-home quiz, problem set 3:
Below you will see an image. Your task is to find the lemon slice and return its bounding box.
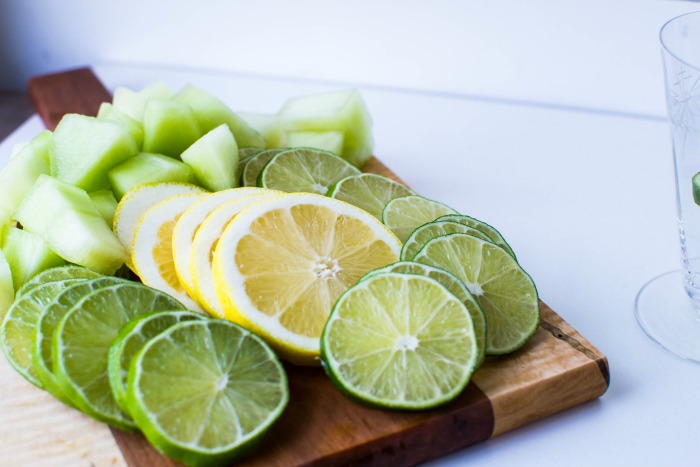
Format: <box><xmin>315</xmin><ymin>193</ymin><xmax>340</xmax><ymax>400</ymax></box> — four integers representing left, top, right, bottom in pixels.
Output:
<box><xmin>190</xmin><ymin>191</ymin><xmax>281</xmax><ymax>317</ymax></box>
<box><xmin>114</xmin><ymin>182</ymin><xmax>207</xmax><ymax>269</ymax></box>
<box><xmin>172</xmin><ymin>188</ymin><xmax>274</xmax><ymax>300</ymax></box>
<box><xmin>132</xmin><ymin>192</ymin><xmax>209</xmax><ymax>312</ymax></box>
<box><xmin>212</xmin><ymin>193</ymin><xmax>401</xmax><ymax>364</ymax></box>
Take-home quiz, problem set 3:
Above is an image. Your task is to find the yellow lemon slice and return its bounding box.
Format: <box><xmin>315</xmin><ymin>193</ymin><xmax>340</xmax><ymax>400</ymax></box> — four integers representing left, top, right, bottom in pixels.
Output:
<box><xmin>212</xmin><ymin>192</ymin><xmax>402</xmax><ymax>365</ymax></box>
<box><xmin>113</xmin><ymin>182</ymin><xmax>206</xmax><ymax>270</ymax></box>
<box><xmin>131</xmin><ymin>192</ymin><xmax>209</xmax><ymax>312</ymax></box>
<box><xmin>171</xmin><ymin>187</ymin><xmax>277</xmax><ymax>300</ymax></box>
<box><xmin>190</xmin><ymin>191</ymin><xmax>281</xmax><ymax>318</ymax></box>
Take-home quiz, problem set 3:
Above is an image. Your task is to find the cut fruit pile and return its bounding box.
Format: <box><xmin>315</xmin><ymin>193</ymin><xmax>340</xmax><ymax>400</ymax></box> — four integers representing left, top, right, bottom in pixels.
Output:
<box><xmin>0</xmin><ymin>81</ymin><xmax>541</xmax><ymax>465</ymax></box>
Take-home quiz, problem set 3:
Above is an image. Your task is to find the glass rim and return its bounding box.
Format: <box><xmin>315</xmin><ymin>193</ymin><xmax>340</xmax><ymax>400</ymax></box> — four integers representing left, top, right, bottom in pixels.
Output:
<box><xmin>661</xmin><ymin>10</ymin><xmax>700</xmax><ymax>71</ymax></box>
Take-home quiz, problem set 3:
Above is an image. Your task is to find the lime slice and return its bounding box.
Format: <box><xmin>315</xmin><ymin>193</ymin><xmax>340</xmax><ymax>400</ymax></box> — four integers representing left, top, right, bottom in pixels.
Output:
<box><xmin>235</xmin><ymin>148</ymin><xmax>264</xmax><ymax>184</ymax></box>
<box><xmin>414</xmin><ymin>233</ymin><xmax>539</xmax><ymax>354</ymax></box>
<box><xmin>33</xmin><ymin>276</ymin><xmax>128</xmax><ymax>405</ymax></box>
<box><xmin>53</xmin><ymin>282</ymin><xmax>186</xmax><ymax>431</ymax></box>
<box><xmin>327</xmin><ymin>173</ymin><xmax>415</xmax><ymax>219</ymax></box>
<box><xmin>258</xmin><ymin>148</ymin><xmax>361</xmax><ymax>194</ymax></box>
<box><xmin>436</xmin><ymin>214</ymin><xmax>516</xmax><ymax>259</ymax></box>
<box><xmin>16</xmin><ymin>265</ymin><xmax>102</xmax><ymax>298</ymax></box>
<box><xmin>240</xmin><ymin>148</ymin><xmax>285</xmax><ymax>187</ymax></box>
<box><xmin>108</xmin><ymin>310</ymin><xmax>205</xmax><ymax>415</ymax></box>
<box><xmin>0</xmin><ymin>279</ymin><xmax>88</xmax><ymax>388</ymax></box>
<box><xmin>321</xmin><ymin>272</ymin><xmax>478</xmax><ymax>410</ymax></box>
<box><xmin>401</xmin><ymin>220</ymin><xmax>494</xmax><ymax>261</ymax></box>
<box><xmin>127</xmin><ymin>319</ymin><xmax>289</xmax><ymax>465</ymax></box>
<box><xmin>382</xmin><ymin>195</ymin><xmax>459</xmax><ymax>242</ymax></box>
<box><xmin>361</xmin><ymin>261</ymin><xmax>487</xmax><ymax>367</ymax></box>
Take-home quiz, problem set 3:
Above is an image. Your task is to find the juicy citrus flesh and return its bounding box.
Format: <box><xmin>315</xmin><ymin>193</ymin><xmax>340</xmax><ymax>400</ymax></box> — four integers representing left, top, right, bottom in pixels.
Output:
<box><xmin>413</xmin><ymin>233</ymin><xmax>539</xmax><ymax>355</ymax></box>
<box><xmin>127</xmin><ymin>320</ymin><xmax>289</xmax><ymax>466</ymax></box>
<box><xmin>400</xmin><ymin>220</ymin><xmax>494</xmax><ymax>261</ymax></box>
<box><xmin>241</xmin><ymin>149</ymin><xmax>285</xmax><ymax>187</ymax></box>
<box><xmin>213</xmin><ymin>193</ymin><xmax>401</xmax><ymax>365</ymax></box>
<box><xmin>382</xmin><ymin>195</ymin><xmax>459</xmax><ymax>243</ymax></box>
<box><xmin>259</xmin><ymin>147</ymin><xmax>360</xmax><ymax>194</ymax></box>
<box><xmin>328</xmin><ymin>173</ymin><xmax>415</xmax><ymax>219</ymax></box>
<box><xmin>33</xmin><ymin>276</ymin><xmax>128</xmax><ymax>405</ymax></box>
<box><xmin>321</xmin><ymin>272</ymin><xmax>478</xmax><ymax>410</ymax></box>
<box><xmin>436</xmin><ymin>214</ymin><xmax>516</xmax><ymax>259</ymax></box>
<box><xmin>108</xmin><ymin>310</ymin><xmax>205</xmax><ymax>415</ymax></box>
<box><xmin>361</xmin><ymin>261</ymin><xmax>487</xmax><ymax>367</ymax></box>
<box><xmin>53</xmin><ymin>282</ymin><xmax>186</xmax><ymax>431</ymax></box>
<box><xmin>16</xmin><ymin>265</ymin><xmax>101</xmax><ymax>298</ymax></box>
<box><xmin>190</xmin><ymin>192</ymin><xmax>281</xmax><ymax>317</ymax></box>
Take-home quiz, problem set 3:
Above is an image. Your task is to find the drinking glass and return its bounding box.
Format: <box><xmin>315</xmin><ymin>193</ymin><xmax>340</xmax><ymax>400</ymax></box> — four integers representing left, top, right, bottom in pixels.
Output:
<box><xmin>636</xmin><ymin>11</ymin><xmax>700</xmax><ymax>361</ymax></box>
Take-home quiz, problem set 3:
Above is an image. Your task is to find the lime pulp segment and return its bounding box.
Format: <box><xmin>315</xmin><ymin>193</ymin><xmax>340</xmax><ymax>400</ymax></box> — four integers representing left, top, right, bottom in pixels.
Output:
<box><xmin>241</xmin><ymin>148</ymin><xmax>286</xmax><ymax>187</ymax></box>
<box><xmin>382</xmin><ymin>195</ymin><xmax>459</xmax><ymax>243</ymax></box>
<box><xmin>400</xmin><ymin>220</ymin><xmax>495</xmax><ymax>261</ymax></box>
<box><xmin>16</xmin><ymin>265</ymin><xmax>102</xmax><ymax>298</ymax></box>
<box><xmin>328</xmin><ymin>173</ymin><xmax>415</xmax><ymax>220</ymax></box>
<box><xmin>436</xmin><ymin>214</ymin><xmax>516</xmax><ymax>259</ymax></box>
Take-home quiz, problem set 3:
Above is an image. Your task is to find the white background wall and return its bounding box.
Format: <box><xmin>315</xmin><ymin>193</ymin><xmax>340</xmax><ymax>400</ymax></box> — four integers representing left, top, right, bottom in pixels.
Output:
<box><xmin>1</xmin><ymin>0</ymin><xmax>697</xmax><ymax>116</ymax></box>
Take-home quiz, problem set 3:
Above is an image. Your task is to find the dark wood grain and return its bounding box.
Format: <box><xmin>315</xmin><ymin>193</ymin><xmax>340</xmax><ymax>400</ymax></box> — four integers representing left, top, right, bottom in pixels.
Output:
<box><xmin>26</xmin><ymin>67</ymin><xmax>610</xmax><ymax>467</ymax></box>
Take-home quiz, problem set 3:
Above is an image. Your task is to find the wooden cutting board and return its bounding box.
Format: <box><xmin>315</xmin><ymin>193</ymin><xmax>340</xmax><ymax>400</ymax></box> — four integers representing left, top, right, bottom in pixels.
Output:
<box><xmin>2</xmin><ymin>67</ymin><xmax>609</xmax><ymax>466</ymax></box>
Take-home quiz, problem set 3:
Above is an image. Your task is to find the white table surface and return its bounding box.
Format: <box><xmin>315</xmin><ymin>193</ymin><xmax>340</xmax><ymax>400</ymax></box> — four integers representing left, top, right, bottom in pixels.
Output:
<box><xmin>3</xmin><ymin>1</ymin><xmax>700</xmax><ymax>466</ymax></box>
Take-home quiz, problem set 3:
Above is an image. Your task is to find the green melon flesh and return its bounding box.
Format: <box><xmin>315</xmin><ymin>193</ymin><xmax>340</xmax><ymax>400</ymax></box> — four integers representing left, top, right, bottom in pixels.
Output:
<box><xmin>142</xmin><ymin>99</ymin><xmax>202</xmax><ymax>158</ymax></box>
<box><xmin>88</xmin><ymin>189</ymin><xmax>119</xmax><ymax>226</ymax></box>
<box><xmin>0</xmin><ymin>249</ymin><xmax>13</xmax><ymax>320</ymax></box>
<box><xmin>112</xmin><ymin>82</ymin><xmax>174</xmax><ymax>122</ymax></box>
<box><xmin>238</xmin><ymin>111</ymin><xmax>278</xmax><ymax>143</ymax></box>
<box><xmin>1</xmin><ymin>226</ymin><xmax>65</xmax><ymax>290</ymax></box>
<box><xmin>108</xmin><ymin>153</ymin><xmax>196</xmax><ymax>199</ymax></box>
<box><xmin>51</xmin><ymin>114</ymin><xmax>138</xmax><ymax>192</ymax></box>
<box><xmin>275</xmin><ymin>89</ymin><xmax>373</xmax><ymax>167</ymax></box>
<box><xmin>97</xmin><ymin>102</ymin><xmax>144</xmax><ymax>149</ymax></box>
<box><xmin>14</xmin><ymin>175</ymin><xmax>127</xmax><ymax>275</ymax></box>
<box><xmin>285</xmin><ymin>130</ymin><xmax>344</xmax><ymax>155</ymax></box>
<box><xmin>180</xmin><ymin>124</ymin><xmax>239</xmax><ymax>191</ymax></box>
<box><xmin>0</xmin><ymin>130</ymin><xmax>52</xmax><ymax>223</ymax></box>
<box><xmin>173</xmin><ymin>84</ymin><xmax>266</xmax><ymax>148</ymax></box>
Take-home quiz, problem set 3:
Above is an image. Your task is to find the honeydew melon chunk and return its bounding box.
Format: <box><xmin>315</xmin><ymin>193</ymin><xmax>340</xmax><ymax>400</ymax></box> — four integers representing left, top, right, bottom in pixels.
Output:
<box><xmin>0</xmin><ymin>130</ymin><xmax>52</xmax><ymax>222</ymax></box>
<box><xmin>51</xmin><ymin>114</ymin><xmax>138</xmax><ymax>192</ymax></box>
<box><xmin>238</xmin><ymin>111</ymin><xmax>279</xmax><ymax>143</ymax></box>
<box><xmin>0</xmin><ymin>249</ymin><xmax>12</xmax><ymax>320</ymax></box>
<box><xmin>88</xmin><ymin>189</ymin><xmax>119</xmax><ymax>226</ymax></box>
<box><xmin>180</xmin><ymin>124</ymin><xmax>239</xmax><ymax>191</ymax></box>
<box><xmin>142</xmin><ymin>99</ymin><xmax>202</xmax><ymax>158</ymax></box>
<box><xmin>173</xmin><ymin>84</ymin><xmax>266</xmax><ymax>148</ymax></box>
<box><xmin>286</xmin><ymin>130</ymin><xmax>344</xmax><ymax>155</ymax></box>
<box><xmin>112</xmin><ymin>81</ymin><xmax>174</xmax><ymax>122</ymax></box>
<box><xmin>1</xmin><ymin>227</ymin><xmax>65</xmax><ymax>290</ymax></box>
<box><xmin>97</xmin><ymin>102</ymin><xmax>144</xmax><ymax>149</ymax></box>
<box><xmin>14</xmin><ymin>175</ymin><xmax>128</xmax><ymax>275</ymax></box>
<box><xmin>275</xmin><ymin>89</ymin><xmax>373</xmax><ymax>167</ymax></box>
<box><xmin>108</xmin><ymin>153</ymin><xmax>195</xmax><ymax>199</ymax></box>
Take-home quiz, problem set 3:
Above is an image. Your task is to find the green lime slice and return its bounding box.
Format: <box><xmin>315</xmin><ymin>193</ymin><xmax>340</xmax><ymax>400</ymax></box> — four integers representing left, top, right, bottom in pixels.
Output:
<box><xmin>361</xmin><ymin>261</ymin><xmax>487</xmax><ymax>367</ymax></box>
<box><xmin>436</xmin><ymin>214</ymin><xmax>516</xmax><ymax>259</ymax></box>
<box><xmin>240</xmin><ymin>148</ymin><xmax>285</xmax><ymax>187</ymax></box>
<box><xmin>321</xmin><ymin>272</ymin><xmax>478</xmax><ymax>410</ymax></box>
<box><xmin>108</xmin><ymin>310</ymin><xmax>205</xmax><ymax>416</ymax></box>
<box><xmin>0</xmin><ymin>279</ymin><xmax>87</xmax><ymax>388</ymax></box>
<box><xmin>259</xmin><ymin>147</ymin><xmax>361</xmax><ymax>194</ymax></box>
<box><xmin>381</xmin><ymin>195</ymin><xmax>459</xmax><ymax>243</ymax></box>
<box><xmin>327</xmin><ymin>173</ymin><xmax>415</xmax><ymax>219</ymax></box>
<box><xmin>235</xmin><ymin>148</ymin><xmax>264</xmax><ymax>184</ymax></box>
<box><xmin>693</xmin><ymin>171</ymin><xmax>700</xmax><ymax>205</ymax></box>
<box><xmin>16</xmin><ymin>265</ymin><xmax>102</xmax><ymax>298</ymax></box>
<box><xmin>53</xmin><ymin>282</ymin><xmax>186</xmax><ymax>431</ymax></box>
<box><xmin>33</xmin><ymin>276</ymin><xmax>129</xmax><ymax>405</ymax></box>
<box><xmin>127</xmin><ymin>319</ymin><xmax>289</xmax><ymax>465</ymax></box>
<box><xmin>401</xmin><ymin>220</ymin><xmax>495</xmax><ymax>261</ymax></box>
<box><xmin>414</xmin><ymin>233</ymin><xmax>539</xmax><ymax>355</ymax></box>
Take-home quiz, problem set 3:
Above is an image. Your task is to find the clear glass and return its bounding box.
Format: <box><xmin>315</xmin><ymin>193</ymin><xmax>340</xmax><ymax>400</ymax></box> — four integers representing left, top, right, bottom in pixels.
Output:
<box><xmin>636</xmin><ymin>11</ymin><xmax>700</xmax><ymax>361</ymax></box>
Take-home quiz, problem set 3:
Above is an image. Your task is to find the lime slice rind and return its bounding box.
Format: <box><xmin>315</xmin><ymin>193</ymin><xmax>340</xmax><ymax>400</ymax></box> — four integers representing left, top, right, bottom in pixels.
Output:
<box><xmin>321</xmin><ymin>272</ymin><xmax>478</xmax><ymax>410</ymax></box>
<box><xmin>436</xmin><ymin>214</ymin><xmax>516</xmax><ymax>259</ymax></box>
<box><xmin>127</xmin><ymin>319</ymin><xmax>289</xmax><ymax>466</ymax></box>
<box><xmin>401</xmin><ymin>220</ymin><xmax>496</xmax><ymax>261</ymax></box>
<box><xmin>16</xmin><ymin>265</ymin><xmax>102</xmax><ymax>298</ymax></box>
<box><xmin>327</xmin><ymin>173</ymin><xmax>415</xmax><ymax>219</ymax></box>
<box><xmin>240</xmin><ymin>149</ymin><xmax>286</xmax><ymax>187</ymax></box>
<box><xmin>382</xmin><ymin>195</ymin><xmax>459</xmax><ymax>243</ymax></box>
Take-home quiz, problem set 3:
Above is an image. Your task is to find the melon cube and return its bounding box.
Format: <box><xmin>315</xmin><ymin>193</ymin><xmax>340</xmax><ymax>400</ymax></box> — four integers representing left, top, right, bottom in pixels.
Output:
<box><xmin>1</xmin><ymin>226</ymin><xmax>65</xmax><ymax>290</ymax></box>
<box><xmin>88</xmin><ymin>189</ymin><xmax>119</xmax><ymax>226</ymax></box>
<box><xmin>285</xmin><ymin>130</ymin><xmax>345</xmax><ymax>155</ymax></box>
<box><xmin>174</xmin><ymin>84</ymin><xmax>266</xmax><ymax>148</ymax></box>
<box><xmin>0</xmin><ymin>130</ymin><xmax>52</xmax><ymax>222</ymax></box>
<box><xmin>275</xmin><ymin>89</ymin><xmax>373</xmax><ymax>167</ymax></box>
<box><xmin>112</xmin><ymin>81</ymin><xmax>174</xmax><ymax>122</ymax></box>
<box><xmin>0</xmin><ymin>249</ymin><xmax>13</xmax><ymax>320</ymax></box>
<box><xmin>14</xmin><ymin>175</ymin><xmax>128</xmax><ymax>274</ymax></box>
<box><xmin>51</xmin><ymin>114</ymin><xmax>138</xmax><ymax>192</ymax></box>
<box><xmin>97</xmin><ymin>102</ymin><xmax>144</xmax><ymax>149</ymax></box>
<box><xmin>142</xmin><ymin>99</ymin><xmax>202</xmax><ymax>158</ymax></box>
<box><xmin>181</xmin><ymin>124</ymin><xmax>239</xmax><ymax>191</ymax></box>
<box><xmin>108</xmin><ymin>152</ymin><xmax>196</xmax><ymax>199</ymax></box>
